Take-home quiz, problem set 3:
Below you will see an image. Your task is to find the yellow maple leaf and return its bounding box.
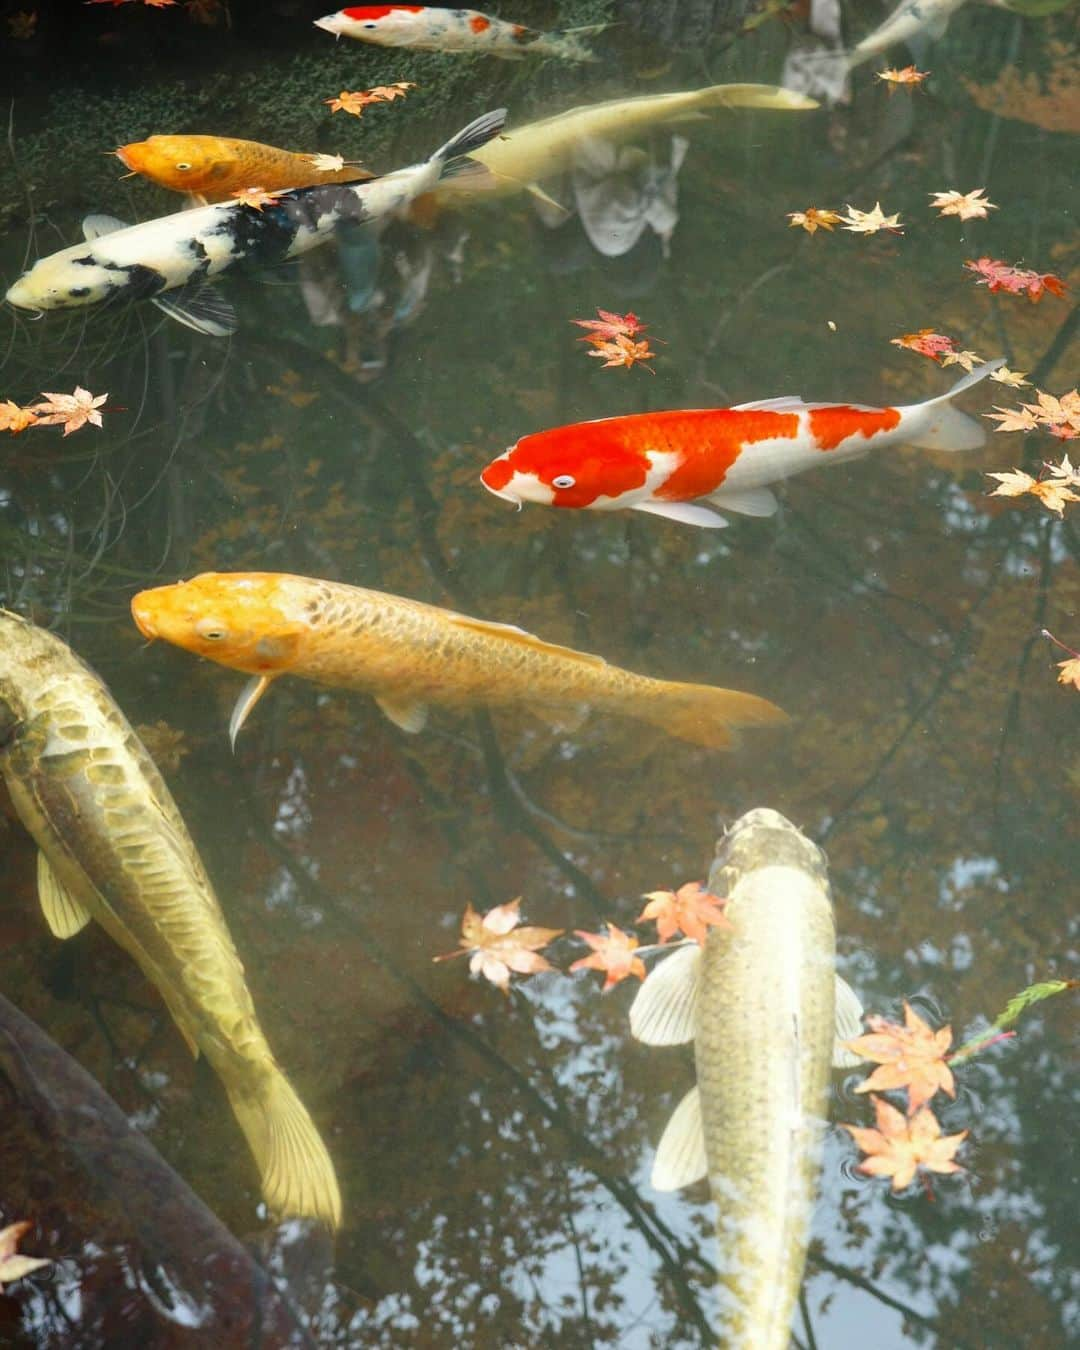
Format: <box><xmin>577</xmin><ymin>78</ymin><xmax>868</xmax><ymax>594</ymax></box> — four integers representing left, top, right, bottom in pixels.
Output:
<box><xmin>990</xmin><ymin>366</ymin><xmax>1030</xmax><ymax>388</ymax></box>
<box><xmin>0</xmin><ymin>399</ymin><xmax>36</xmax><ymax>433</ymax></box>
<box><xmin>929</xmin><ymin>188</ymin><xmax>998</xmax><ymax>221</ymax></box>
<box><xmin>232</xmin><ymin>185</ymin><xmax>282</xmax><ymax>211</ymax></box>
<box><xmin>841</xmin><ymin>202</ymin><xmax>904</xmax><ymax>235</ymax></box>
<box><xmin>433</xmin><ymin>898</ymin><xmax>562</xmax><ymax>996</ymax></box>
<box><xmin>786</xmin><ymin>207</ymin><xmax>843</xmax><ymax>235</ymax></box>
<box><xmin>0</xmin><ymin>1222</ymin><xmax>51</xmax><ymax>1290</ymax></box>
<box><xmin>876</xmin><ymin>65</ymin><xmax>929</xmax><ymax>92</ymax></box>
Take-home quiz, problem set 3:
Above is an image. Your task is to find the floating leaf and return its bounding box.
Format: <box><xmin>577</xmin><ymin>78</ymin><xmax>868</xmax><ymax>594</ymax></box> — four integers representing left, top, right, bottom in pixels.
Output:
<box><xmin>929</xmin><ymin>188</ymin><xmax>997</xmax><ymax>221</ymax></box>
<box><xmin>876</xmin><ymin>65</ymin><xmax>929</xmax><ymax>92</ymax></box>
<box><xmin>842</xmin><ymin>1097</ymin><xmax>966</xmax><ymax>1191</ymax></box>
<box><xmin>637</xmin><ymin>882</ymin><xmax>730</xmax><ymax>945</ymax></box>
<box><xmin>0</xmin><ymin>1222</ymin><xmax>51</xmax><ymax>1290</ymax></box>
<box><xmin>965</xmin><ymin>256</ymin><xmax>1068</xmax><ymax>302</ymax></box>
<box><xmin>27</xmin><ymin>387</ymin><xmax>108</xmax><ymax>437</ymax></box>
<box><xmin>786</xmin><ymin>207</ymin><xmax>843</xmax><ymax>235</ymax></box>
<box><xmin>570</xmin><ymin>925</ymin><xmax>646</xmax><ymax>991</ymax></box>
<box><xmin>433</xmin><ymin>898</ymin><xmax>562</xmax><ymax>996</ymax></box>
<box><xmin>841</xmin><ymin>202</ymin><xmax>904</xmax><ymax>235</ymax></box>
<box><xmin>846</xmin><ymin>1001</ymin><xmax>955</xmax><ymax>1112</ymax></box>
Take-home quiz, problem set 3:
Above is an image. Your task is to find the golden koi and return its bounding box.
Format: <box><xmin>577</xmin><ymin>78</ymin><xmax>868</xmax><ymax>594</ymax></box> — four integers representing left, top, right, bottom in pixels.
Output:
<box><xmin>631</xmin><ymin>808</ymin><xmax>864</xmax><ymax>1347</ymax></box>
<box><xmin>116</xmin><ymin>135</ymin><xmax>374</xmax><ymax>204</ymax></box>
<box><xmin>0</xmin><ymin>610</ymin><xmax>341</xmax><ymax>1229</ymax></box>
<box><xmin>130</xmin><ymin>572</ymin><xmax>787</xmax><ymax>750</ymax></box>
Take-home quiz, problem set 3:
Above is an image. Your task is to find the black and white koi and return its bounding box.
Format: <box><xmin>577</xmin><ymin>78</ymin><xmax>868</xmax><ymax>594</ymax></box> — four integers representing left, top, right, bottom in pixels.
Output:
<box><xmin>314</xmin><ymin>5</ymin><xmax>605</xmax><ymax>62</ymax></box>
<box><xmin>5</xmin><ymin>109</ymin><xmax>506</xmax><ymax>336</ymax></box>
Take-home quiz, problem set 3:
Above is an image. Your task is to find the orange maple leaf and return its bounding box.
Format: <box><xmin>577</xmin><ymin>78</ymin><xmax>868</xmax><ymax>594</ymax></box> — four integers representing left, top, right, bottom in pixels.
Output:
<box><xmin>637</xmin><ymin>882</ymin><xmax>730</xmax><ymax>945</ymax></box>
<box><xmin>570</xmin><ymin>924</ymin><xmax>646</xmax><ymax>991</ymax></box>
<box><xmin>842</xmin><ymin>1096</ymin><xmax>967</xmax><ymax>1191</ymax></box>
<box><xmin>432</xmin><ymin>898</ymin><xmax>562</xmax><ymax>996</ymax></box>
<box><xmin>232</xmin><ymin>186</ymin><xmax>283</xmax><ymax>212</ymax></box>
<box><xmin>890</xmin><ymin>329</ymin><xmax>958</xmax><ymax>363</ymax></box>
<box><xmin>324</xmin><ymin>84</ymin><xmax>414</xmax><ymax>117</ymax></box>
<box><xmin>0</xmin><ymin>400</ymin><xmax>36</xmax><ymax>434</ymax></box>
<box><xmin>1043</xmin><ymin>631</ymin><xmax>1080</xmax><ymax>691</ymax></box>
<box><xmin>571</xmin><ymin>308</ymin><xmax>647</xmax><ymax>341</ymax></box>
<box><xmin>0</xmin><ymin>1221</ymin><xmax>51</xmax><ymax>1290</ymax></box>
<box><xmin>876</xmin><ymin>65</ymin><xmax>929</xmax><ymax>92</ymax></box>
<box><xmin>786</xmin><ymin>207</ymin><xmax>843</xmax><ymax>235</ymax></box>
<box><xmin>27</xmin><ymin>387</ymin><xmax>107</xmax><ymax>437</ymax></box>
<box><xmin>846</xmin><ymin>1001</ymin><xmax>955</xmax><ymax>1112</ymax></box>
<box><xmin>586</xmin><ymin>334</ymin><xmax>656</xmax><ymax>372</ymax></box>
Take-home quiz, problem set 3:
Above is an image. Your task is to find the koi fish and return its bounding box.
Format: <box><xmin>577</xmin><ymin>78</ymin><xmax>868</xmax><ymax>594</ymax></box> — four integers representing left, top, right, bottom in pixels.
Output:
<box><xmin>481</xmin><ymin>358</ymin><xmax>1004</xmax><ymax>529</ymax></box>
<box><xmin>314</xmin><ymin>5</ymin><xmax>607</xmax><ymax>61</ymax></box>
<box><xmin>115</xmin><ymin>134</ymin><xmax>374</xmax><ymax>204</ymax></box>
<box><xmin>129</xmin><ymin>572</ymin><xmax>787</xmax><ymax>750</ymax></box>
<box><xmin>630</xmin><ymin>808</ymin><xmax>864</xmax><ymax>1348</ymax></box>
<box><xmin>0</xmin><ymin>610</ymin><xmax>342</xmax><ymax>1229</ymax></box>
<box><xmin>432</xmin><ymin>84</ymin><xmax>817</xmax><ymax>209</ymax></box>
<box><xmin>5</xmin><ymin>108</ymin><xmax>505</xmax><ymax>337</ymax></box>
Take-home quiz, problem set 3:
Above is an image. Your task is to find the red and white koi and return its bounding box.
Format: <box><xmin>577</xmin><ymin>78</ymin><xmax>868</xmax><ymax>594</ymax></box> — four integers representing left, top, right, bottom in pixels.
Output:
<box><xmin>313</xmin><ymin>5</ymin><xmax>605</xmax><ymax>61</ymax></box>
<box><xmin>481</xmin><ymin>359</ymin><xmax>1004</xmax><ymax>528</ymax></box>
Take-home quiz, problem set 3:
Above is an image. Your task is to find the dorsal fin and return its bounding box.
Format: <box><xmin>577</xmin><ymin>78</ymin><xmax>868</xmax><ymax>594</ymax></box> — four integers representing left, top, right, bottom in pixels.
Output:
<box><xmin>731</xmin><ymin>395</ymin><xmax>808</xmax><ymax>412</ymax></box>
<box><xmin>445</xmin><ymin>613</ymin><xmax>607</xmax><ymax>667</ymax></box>
<box><xmin>83</xmin><ymin>214</ymin><xmax>128</xmax><ymax>241</ymax></box>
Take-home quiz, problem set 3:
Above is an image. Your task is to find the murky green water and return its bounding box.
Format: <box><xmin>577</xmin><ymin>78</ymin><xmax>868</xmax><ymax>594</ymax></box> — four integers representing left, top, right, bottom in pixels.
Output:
<box><xmin>0</xmin><ymin>1</ymin><xmax>1077</xmax><ymax>1346</ymax></box>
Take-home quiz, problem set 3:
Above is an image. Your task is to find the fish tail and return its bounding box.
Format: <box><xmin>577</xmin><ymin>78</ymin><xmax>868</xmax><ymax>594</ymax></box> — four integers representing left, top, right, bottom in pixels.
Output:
<box><xmin>900</xmin><ymin>357</ymin><xmax>1005</xmax><ymax>452</ymax></box>
<box><xmin>695</xmin><ymin>82</ymin><xmax>820</xmax><ymax>112</ymax></box>
<box><xmin>432</xmin><ymin>108</ymin><xmax>508</xmax><ymax>168</ymax></box>
<box><xmin>226</xmin><ymin>1066</ymin><xmax>343</xmax><ymax>1229</ymax></box>
<box><xmin>646</xmin><ymin>680</ymin><xmax>789</xmax><ymax>750</ymax></box>
<box><xmin>551</xmin><ymin>23</ymin><xmax>609</xmax><ymax>61</ymax></box>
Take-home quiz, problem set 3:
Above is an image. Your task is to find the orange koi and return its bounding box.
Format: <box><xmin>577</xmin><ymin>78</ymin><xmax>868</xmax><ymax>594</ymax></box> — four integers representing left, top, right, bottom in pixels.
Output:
<box><xmin>130</xmin><ymin>572</ymin><xmax>786</xmax><ymax>751</ymax></box>
<box><xmin>115</xmin><ymin>135</ymin><xmax>373</xmax><ymax>203</ymax></box>
<box><xmin>481</xmin><ymin>360</ymin><xmax>1004</xmax><ymax>528</ymax></box>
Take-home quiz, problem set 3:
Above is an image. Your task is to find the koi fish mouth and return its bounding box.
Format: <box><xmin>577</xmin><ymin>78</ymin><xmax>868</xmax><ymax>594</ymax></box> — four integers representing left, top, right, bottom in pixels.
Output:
<box><xmin>312</xmin><ymin>15</ymin><xmax>343</xmax><ymax>36</ymax></box>
<box><xmin>130</xmin><ymin>602</ymin><xmax>158</xmax><ymax>640</ymax></box>
<box><xmin>480</xmin><ymin>461</ymin><xmax>523</xmax><ymax>510</ymax></box>
<box><xmin>114</xmin><ymin>145</ymin><xmax>136</xmax><ymax>170</ymax></box>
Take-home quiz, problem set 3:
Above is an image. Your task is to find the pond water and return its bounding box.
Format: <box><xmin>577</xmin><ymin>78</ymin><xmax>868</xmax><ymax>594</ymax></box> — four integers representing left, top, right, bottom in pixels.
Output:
<box><xmin>0</xmin><ymin>1</ymin><xmax>1077</xmax><ymax>1346</ymax></box>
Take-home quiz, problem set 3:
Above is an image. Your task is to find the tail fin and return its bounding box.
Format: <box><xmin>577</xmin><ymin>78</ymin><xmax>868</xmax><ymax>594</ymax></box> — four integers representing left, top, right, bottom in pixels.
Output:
<box><xmin>648</xmin><ymin>681</ymin><xmax>789</xmax><ymax>751</ymax></box>
<box><xmin>227</xmin><ymin>1067</ymin><xmax>342</xmax><ymax>1229</ymax></box>
<box><xmin>902</xmin><ymin>357</ymin><xmax>1005</xmax><ymax>452</ymax></box>
<box><xmin>696</xmin><ymin>83</ymin><xmax>820</xmax><ymax>112</ymax></box>
<box><xmin>432</xmin><ymin>109</ymin><xmax>507</xmax><ymax>168</ymax></box>
<box><xmin>553</xmin><ymin>22</ymin><xmax>610</xmax><ymax>61</ymax></box>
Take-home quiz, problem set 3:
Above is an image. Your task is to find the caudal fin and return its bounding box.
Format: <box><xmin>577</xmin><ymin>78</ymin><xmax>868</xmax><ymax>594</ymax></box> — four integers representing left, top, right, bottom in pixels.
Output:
<box><xmin>696</xmin><ymin>82</ymin><xmax>820</xmax><ymax>112</ymax></box>
<box><xmin>432</xmin><ymin>109</ymin><xmax>507</xmax><ymax>167</ymax></box>
<box><xmin>552</xmin><ymin>22</ymin><xmax>610</xmax><ymax>61</ymax></box>
<box><xmin>902</xmin><ymin>357</ymin><xmax>1005</xmax><ymax>452</ymax></box>
<box><xmin>648</xmin><ymin>681</ymin><xmax>789</xmax><ymax>750</ymax></box>
<box><xmin>227</xmin><ymin>1067</ymin><xmax>342</xmax><ymax>1229</ymax></box>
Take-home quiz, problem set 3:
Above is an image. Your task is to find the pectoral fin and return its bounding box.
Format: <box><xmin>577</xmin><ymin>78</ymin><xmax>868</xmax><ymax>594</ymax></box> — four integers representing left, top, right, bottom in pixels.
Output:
<box><xmin>374</xmin><ymin>695</ymin><xmax>429</xmax><ymax>734</ymax></box>
<box><xmin>832</xmin><ymin>973</ymin><xmax>866</xmax><ymax>1068</ymax></box>
<box><xmin>707</xmin><ymin>486</ymin><xmax>779</xmax><ymax>518</ymax></box>
<box><xmin>651</xmin><ymin>1086</ymin><xmax>707</xmax><ymax>1191</ymax></box>
<box><xmin>629</xmin><ymin>943</ymin><xmax>701</xmax><ymax>1045</ymax></box>
<box><xmin>229</xmin><ymin>674</ymin><xmax>272</xmax><ymax>750</ymax></box>
<box><xmin>37</xmin><ymin>852</ymin><xmax>92</xmax><ymax>939</ymax></box>
<box><xmin>152</xmin><ymin>282</ymin><xmax>238</xmax><ymax>338</ymax></box>
<box><xmin>83</xmin><ymin>214</ymin><xmax>128</xmax><ymax>240</ymax></box>
<box><xmin>632</xmin><ymin>500</ymin><xmax>729</xmax><ymax>528</ymax></box>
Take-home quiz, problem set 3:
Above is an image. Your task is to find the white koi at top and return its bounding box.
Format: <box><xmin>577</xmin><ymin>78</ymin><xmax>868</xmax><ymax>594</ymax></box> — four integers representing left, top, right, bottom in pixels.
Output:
<box><xmin>314</xmin><ymin>5</ymin><xmax>606</xmax><ymax>62</ymax></box>
<box><xmin>4</xmin><ymin>109</ymin><xmax>506</xmax><ymax>336</ymax></box>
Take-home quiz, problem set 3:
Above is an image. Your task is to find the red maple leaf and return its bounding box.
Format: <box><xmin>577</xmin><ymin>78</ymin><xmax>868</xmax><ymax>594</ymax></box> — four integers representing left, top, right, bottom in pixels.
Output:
<box><xmin>636</xmin><ymin>882</ymin><xmax>730</xmax><ymax>945</ymax></box>
<box><xmin>570</xmin><ymin>925</ymin><xmax>646</xmax><ymax>991</ymax></box>
<box><xmin>965</xmin><ymin>257</ymin><xmax>1068</xmax><ymax>303</ymax></box>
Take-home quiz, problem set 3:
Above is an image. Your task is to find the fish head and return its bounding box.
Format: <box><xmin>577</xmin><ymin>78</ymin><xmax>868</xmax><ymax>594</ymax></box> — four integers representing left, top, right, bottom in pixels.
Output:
<box><xmin>481</xmin><ymin>423</ymin><xmax>652</xmax><ymax>511</ymax></box>
<box><xmin>714</xmin><ymin>808</ymin><xmax>830</xmax><ymax>886</ymax></box>
<box><xmin>131</xmin><ymin>574</ymin><xmax>305</xmax><ymax>675</ymax></box>
<box><xmin>5</xmin><ymin>244</ymin><xmax>121</xmax><ymax>314</ymax></box>
<box><xmin>314</xmin><ymin>6</ymin><xmax>424</xmax><ymax>44</ymax></box>
<box><xmin>116</xmin><ymin>136</ymin><xmax>234</xmax><ymax>194</ymax></box>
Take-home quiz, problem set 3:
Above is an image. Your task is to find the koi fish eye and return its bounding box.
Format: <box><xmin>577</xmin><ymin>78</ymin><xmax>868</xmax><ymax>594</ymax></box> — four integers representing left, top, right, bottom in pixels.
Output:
<box><xmin>175</xmin><ymin>163</ymin><xmax>193</xmax><ymax>172</ymax></box>
<box><xmin>195</xmin><ymin>618</ymin><xmax>228</xmax><ymax>641</ymax></box>
<box><xmin>552</xmin><ymin>474</ymin><xmax>576</xmax><ymax>490</ymax></box>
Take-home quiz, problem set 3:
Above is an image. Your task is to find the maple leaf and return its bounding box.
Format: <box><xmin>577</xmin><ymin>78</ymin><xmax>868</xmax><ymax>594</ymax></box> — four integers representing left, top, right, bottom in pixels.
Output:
<box><xmin>1056</xmin><ymin>657</ymin><xmax>1080</xmax><ymax>691</ymax></box>
<box><xmin>307</xmin><ymin>153</ymin><xmax>346</xmax><ymax>173</ymax></box>
<box><xmin>0</xmin><ymin>399</ymin><xmax>36</xmax><ymax>433</ymax></box>
<box><xmin>847</xmin><ymin>1001</ymin><xmax>955</xmax><ymax>1112</ymax></box>
<box><xmin>135</xmin><ymin>720</ymin><xmax>190</xmax><ymax>773</ymax></box>
<box><xmin>232</xmin><ymin>186</ymin><xmax>283</xmax><ymax>212</ymax></box>
<box><xmin>1031</xmin><ymin>479</ymin><xmax>1080</xmax><ymax>515</ymax></box>
<box><xmin>432</xmin><ymin>898</ymin><xmax>562</xmax><ymax>996</ymax></box>
<box><xmin>571</xmin><ymin>308</ymin><xmax>647</xmax><ymax>340</ymax></box>
<box><xmin>637</xmin><ymin>882</ymin><xmax>730</xmax><ymax>945</ymax></box>
<box><xmin>929</xmin><ymin>188</ymin><xmax>997</xmax><ymax>221</ymax></box>
<box><xmin>570</xmin><ymin>924</ymin><xmax>646</xmax><ymax>991</ymax></box>
<box><xmin>27</xmin><ymin>387</ymin><xmax>107</xmax><ymax>436</ymax></box>
<box><xmin>986</xmin><ymin>467</ymin><xmax>1079</xmax><ymax>516</ymax></box>
<box><xmin>586</xmin><ymin>335</ymin><xmax>656</xmax><ymax>372</ymax></box>
<box><xmin>965</xmin><ymin>257</ymin><xmax>1068</xmax><ymax>303</ymax></box>
<box><xmin>985</xmin><ymin>406</ymin><xmax>1041</xmax><ymax>435</ymax></box>
<box><xmin>889</xmin><ymin>330</ymin><xmax>957</xmax><ymax>362</ymax></box>
<box><xmin>876</xmin><ymin>65</ymin><xmax>929</xmax><ymax>92</ymax></box>
<box><xmin>7</xmin><ymin>11</ymin><xmax>37</xmax><ymax>38</ymax></box>
<box><xmin>786</xmin><ymin>208</ymin><xmax>843</xmax><ymax>235</ymax></box>
<box><xmin>990</xmin><ymin>366</ymin><xmax>1030</xmax><ymax>388</ymax></box>
<box><xmin>940</xmin><ymin>348</ymin><xmax>981</xmax><ymax>373</ymax></box>
<box><xmin>986</xmin><ymin>467</ymin><xmax>1037</xmax><ymax>495</ymax></box>
<box><xmin>842</xmin><ymin>1097</ymin><xmax>967</xmax><ymax>1191</ymax></box>
<box><xmin>841</xmin><ymin>202</ymin><xmax>904</xmax><ymax>235</ymax></box>
<box><xmin>1031</xmin><ymin>390</ymin><xmax>1080</xmax><ymax>437</ymax></box>
<box><xmin>324</xmin><ymin>84</ymin><xmax>414</xmax><ymax>117</ymax></box>
<box><xmin>0</xmin><ymin>1222</ymin><xmax>51</xmax><ymax>1290</ymax></box>
<box><xmin>364</xmin><ymin>82</ymin><xmax>415</xmax><ymax>101</ymax></box>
